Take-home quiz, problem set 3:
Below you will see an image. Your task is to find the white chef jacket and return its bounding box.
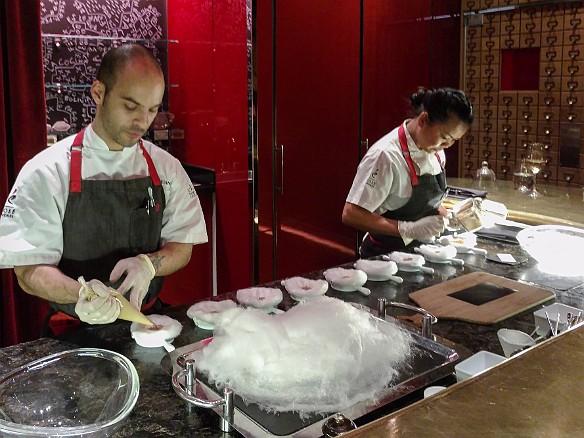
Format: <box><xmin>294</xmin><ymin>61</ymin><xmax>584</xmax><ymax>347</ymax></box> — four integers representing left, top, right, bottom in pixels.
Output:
<box><xmin>346</xmin><ymin>121</ymin><xmax>445</xmax><ymax>215</ymax></box>
<box><xmin>0</xmin><ymin>125</ymin><xmax>208</xmax><ymax>268</ymax></box>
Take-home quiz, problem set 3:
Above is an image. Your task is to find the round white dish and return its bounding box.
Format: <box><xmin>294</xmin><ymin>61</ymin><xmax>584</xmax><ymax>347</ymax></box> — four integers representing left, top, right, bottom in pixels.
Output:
<box><xmin>281</xmin><ymin>276</ymin><xmax>329</xmax><ymax>300</ymax></box>
<box><xmin>415</xmin><ymin>244</ymin><xmax>464</xmax><ymax>265</ymax></box>
<box><xmin>384</xmin><ymin>252</ymin><xmax>432</xmax><ymax>273</ymax></box>
<box><xmin>186</xmin><ymin>299</ymin><xmax>238</xmax><ymax>330</ymax></box>
<box><xmin>323</xmin><ymin>268</ymin><xmax>370</xmax><ymax>295</ymax></box>
<box><xmin>439</xmin><ymin>232</ymin><xmax>477</xmax><ymax>253</ymax></box>
<box><xmin>353</xmin><ymin>259</ymin><xmax>402</xmax><ymax>283</ymax></box>
<box><xmin>130</xmin><ymin>314</ymin><xmax>182</xmax><ymax>351</ymax></box>
<box><xmin>236</xmin><ymin>287</ymin><xmax>284</xmax><ymax>310</ymax></box>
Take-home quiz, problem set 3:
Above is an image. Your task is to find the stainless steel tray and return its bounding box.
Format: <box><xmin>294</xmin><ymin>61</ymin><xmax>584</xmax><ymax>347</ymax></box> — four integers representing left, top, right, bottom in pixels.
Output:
<box><xmin>162</xmin><ymin>316</ymin><xmax>465</xmax><ymax>437</ymax></box>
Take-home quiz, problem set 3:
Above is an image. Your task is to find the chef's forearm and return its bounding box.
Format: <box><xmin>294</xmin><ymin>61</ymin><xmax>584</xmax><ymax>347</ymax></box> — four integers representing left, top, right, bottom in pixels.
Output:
<box><xmin>342</xmin><ymin>202</ymin><xmax>401</xmax><ymax>237</ymax></box>
<box><xmin>13</xmin><ymin>265</ymin><xmax>80</xmax><ymax>304</ymax></box>
<box><xmin>144</xmin><ymin>242</ymin><xmax>192</xmax><ymax>277</ymax></box>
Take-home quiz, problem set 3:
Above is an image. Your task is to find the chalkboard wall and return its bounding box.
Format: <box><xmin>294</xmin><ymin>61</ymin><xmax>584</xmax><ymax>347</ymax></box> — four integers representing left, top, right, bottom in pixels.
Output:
<box><xmin>41</xmin><ymin>0</ymin><xmax>169</xmax><ymax>139</ymax></box>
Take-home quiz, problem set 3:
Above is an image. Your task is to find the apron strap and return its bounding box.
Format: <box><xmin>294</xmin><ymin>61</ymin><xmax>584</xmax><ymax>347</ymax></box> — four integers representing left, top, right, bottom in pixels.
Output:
<box><xmin>69</xmin><ymin>129</ymin><xmax>85</xmax><ymax>193</ymax></box>
<box><xmin>139</xmin><ymin>141</ymin><xmax>162</xmax><ymax>186</ymax></box>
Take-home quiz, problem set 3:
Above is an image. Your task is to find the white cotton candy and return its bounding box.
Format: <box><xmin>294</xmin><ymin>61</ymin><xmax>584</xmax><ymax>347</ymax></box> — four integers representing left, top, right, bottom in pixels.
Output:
<box><xmin>194</xmin><ymin>296</ymin><xmax>412</xmax><ymax>414</ymax></box>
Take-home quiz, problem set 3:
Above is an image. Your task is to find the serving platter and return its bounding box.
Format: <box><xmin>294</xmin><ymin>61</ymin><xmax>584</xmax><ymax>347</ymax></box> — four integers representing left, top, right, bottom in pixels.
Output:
<box><xmin>162</xmin><ymin>316</ymin><xmax>466</xmax><ymax>438</ymax></box>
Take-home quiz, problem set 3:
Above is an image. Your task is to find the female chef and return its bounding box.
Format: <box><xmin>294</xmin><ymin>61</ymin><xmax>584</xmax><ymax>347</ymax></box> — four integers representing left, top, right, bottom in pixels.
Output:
<box><xmin>342</xmin><ymin>87</ymin><xmax>473</xmax><ymax>258</ymax></box>
<box><xmin>0</xmin><ymin>44</ymin><xmax>208</xmax><ymax>327</ymax></box>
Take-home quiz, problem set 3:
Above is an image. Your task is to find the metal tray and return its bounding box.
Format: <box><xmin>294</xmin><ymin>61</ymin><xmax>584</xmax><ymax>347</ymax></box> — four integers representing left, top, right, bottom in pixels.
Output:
<box><xmin>162</xmin><ymin>316</ymin><xmax>464</xmax><ymax>437</ymax></box>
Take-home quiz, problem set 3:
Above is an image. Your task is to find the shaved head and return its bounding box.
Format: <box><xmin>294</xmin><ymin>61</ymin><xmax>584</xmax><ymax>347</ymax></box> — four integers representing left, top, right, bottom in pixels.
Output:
<box><xmin>96</xmin><ymin>44</ymin><xmax>163</xmax><ymax>95</ymax></box>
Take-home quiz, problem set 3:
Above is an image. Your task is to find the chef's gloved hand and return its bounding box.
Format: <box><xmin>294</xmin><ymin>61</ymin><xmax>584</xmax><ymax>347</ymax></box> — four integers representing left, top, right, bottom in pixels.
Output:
<box><xmin>110</xmin><ymin>254</ymin><xmax>156</xmax><ymax>309</ymax></box>
<box><xmin>398</xmin><ymin>215</ymin><xmax>446</xmax><ymax>245</ymax></box>
<box><xmin>75</xmin><ymin>277</ymin><xmax>121</xmax><ymax>324</ymax></box>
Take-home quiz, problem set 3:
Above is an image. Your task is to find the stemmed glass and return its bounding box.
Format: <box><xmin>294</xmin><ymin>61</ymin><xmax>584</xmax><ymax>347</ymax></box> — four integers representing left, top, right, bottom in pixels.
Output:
<box><xmin>525</xmin><ymin>142</ymin><xmax>546</xmax><ymax>198</ymax></box>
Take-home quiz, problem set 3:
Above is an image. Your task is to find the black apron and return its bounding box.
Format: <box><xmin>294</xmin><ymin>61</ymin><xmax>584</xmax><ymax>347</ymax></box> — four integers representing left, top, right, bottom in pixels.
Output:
<box><xmin>52</xmin><ymin>128</ymin><xmax>166</xmax><ymax>318</ymax></box>
<box><xmin>360</xmin><ymin>123</ymin><xmax>446</xmax><ymax>259</ymax></box>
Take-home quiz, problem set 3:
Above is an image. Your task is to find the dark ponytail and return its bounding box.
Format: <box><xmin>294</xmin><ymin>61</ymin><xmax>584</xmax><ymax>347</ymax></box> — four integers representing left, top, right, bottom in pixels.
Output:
<box><xmin>409</xmin><ymin>87</ymin><xmax>474</xmax><ymax>126</ymax></box>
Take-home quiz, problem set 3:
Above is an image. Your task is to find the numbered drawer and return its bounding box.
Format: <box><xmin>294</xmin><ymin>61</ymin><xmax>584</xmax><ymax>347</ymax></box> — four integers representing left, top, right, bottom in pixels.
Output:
<box><xmin>538</xmin><ymin>106</ymin><xmax>560</xmax><ymax>122</ymax></box>
<box><xmin>558</xmin><ymin>168</ymin><xmax>581</xmax><ymax>185</ymax></box>
<box><xmin>496</xmin><ymin>161</ymin><xmax>515</xmax><ymax>179</ymax></box>
<box><xmin>497</xmin><ymin>133</ymin><xmax>517</xmax><ymax>148</ymax></box>
<box><xmin>537</xmin><ymin>123</ymin><xmax>559</xmax><ymax>137</ymax></box>
<box><xmin>560</xmin><ymin>106</ymin><xmax>584</xmax><ymax>122</ymax></box>
<box><xmin>496</xmin><ymin>145</ymin><xmax>517</xmax><ymax>161</ymax></box>
<box><xmin>499</xmin><ymin>119</ymin><xmax>517</xmax><ymax>135</ymax></box>
<box><xmin>540</xmin><ymin>76</ymin><xmax>561</xmax><ymax>92</ymax></box>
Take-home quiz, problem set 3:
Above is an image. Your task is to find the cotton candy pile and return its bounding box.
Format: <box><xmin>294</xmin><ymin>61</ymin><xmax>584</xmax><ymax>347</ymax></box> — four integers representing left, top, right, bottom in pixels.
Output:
<box><xmin>194</xmin><ymin>296</ymin><xmax>412</xmax><ymax>414</ymax></box>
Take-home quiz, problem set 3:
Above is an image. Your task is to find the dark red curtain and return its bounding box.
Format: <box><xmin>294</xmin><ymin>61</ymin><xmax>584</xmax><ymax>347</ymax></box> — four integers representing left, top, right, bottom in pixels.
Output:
<box><xmin>1</xmin><ymin>1</ymin><xmax>49</xmax><ymax>347</ymax></box>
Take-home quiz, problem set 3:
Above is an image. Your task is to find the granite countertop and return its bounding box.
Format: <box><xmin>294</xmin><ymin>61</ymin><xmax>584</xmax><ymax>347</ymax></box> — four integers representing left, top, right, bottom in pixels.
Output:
<box><xmin>1</xmin><ymin>238</ymin><xmax>584</xmax><ymax>436</ymax></box>
<box><xmin>447</xmin><ymin>177</ymin><xmax>584</xmax><ymax>228</ymax></box>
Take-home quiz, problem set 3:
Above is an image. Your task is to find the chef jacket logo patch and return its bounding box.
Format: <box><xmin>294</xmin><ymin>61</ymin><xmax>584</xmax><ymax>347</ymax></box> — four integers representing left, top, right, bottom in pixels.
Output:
<box><xmin>187</xmin><ymin>184</ymin><xmax>197</xmax><ymax>199</ymax></box>
<box><xmin>2</xmin><ymin>206</ymin><xmax>15</xmax><ymax>219</ymax></box>
<box><xmin>366</xmin><ymin>169</ymin><xmax>379</xmax><ymax>188</ymax></box>
<box><xmin>2</xmin><ymin>190</ymin><xmax>16</xmax><ymax>219</ymax></box>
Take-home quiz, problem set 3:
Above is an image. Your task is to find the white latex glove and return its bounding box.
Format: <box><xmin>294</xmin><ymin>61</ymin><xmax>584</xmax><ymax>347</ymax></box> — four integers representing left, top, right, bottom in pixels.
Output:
<box><xmin>110</xmin><ymin>254</ymin><xmax>156</xmax><ymax>309</ymax></box>
<box><xmin>75</xmin><ymin>277</ymin><xmax>121</xmax><ymax>324</ymax></box>
<box><xmin>398</xmin><ymin>215</ymin><xmax>446</xmax><ymax>245</ymax></box>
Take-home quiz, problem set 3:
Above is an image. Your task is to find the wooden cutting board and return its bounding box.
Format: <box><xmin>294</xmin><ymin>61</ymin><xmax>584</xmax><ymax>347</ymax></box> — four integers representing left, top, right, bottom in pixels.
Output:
<box><xmin>408</xmin><ymin>272</ymin><xmax>555</xmax><ymax>324</ymax></box>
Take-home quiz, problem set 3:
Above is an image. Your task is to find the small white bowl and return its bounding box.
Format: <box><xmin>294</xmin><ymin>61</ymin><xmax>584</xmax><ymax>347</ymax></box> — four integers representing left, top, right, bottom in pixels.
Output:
<box><xmin>236</xmin><ymin>287</ymin><xmax>283</xmax><ymax>310</ymax></box>
<box><xmin>533</xmin><ymin>302</ymin><xmax>583</xmax><ymax>337</ymax></box>
<box><xmin>438</xmin><ymin>232</ymin><xmax>477</xmax><ymax>253</ymax></box>
<box><xmin>281</xmin><ymin>277</ymin><xmax>329</xmax><ymax>301</ymax></box>
<box><xmin>423</xmin><ymin>386</ymin><xmax>446</xmax><ymax>398</ymax></box>
<box><xmin>454</xmin><ymin>350</ymin><xmax>506</xmax><ymax>381</ymax></box>
<box><xmin>497</xmin><ymin>329</ymin><xmax>536</xmax><ymax>358</ymax></box>
<box><xmin>354</xmin><ymin>259</ymin><xmax>400</xmax><ymax>282</ymax></box>
<box><xmin>130</xmin><ymin>315</ymin><xmax>182</xmax><ymax>350</ymax></box>
<box><xmin>323</xmin><ymin>268</ymin><xmax>371</xmax><ymax>295</ymax></box>
<box><xmin>417</xmin><ymin>244</ymin><xmax>457</xmax><ymax>262</ymax></box>
<box><xmin>186</xmin><ymin>299</ymin><xmax>238</xmax><ymax>330</ymax></box>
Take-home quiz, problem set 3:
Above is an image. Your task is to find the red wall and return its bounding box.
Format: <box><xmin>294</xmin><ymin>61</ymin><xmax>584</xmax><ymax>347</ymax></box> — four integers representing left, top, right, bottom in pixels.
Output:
<box><xmin>164</xmin><ymin>0</ymin><xmax>251</xmax><ymax>303</ymax></box>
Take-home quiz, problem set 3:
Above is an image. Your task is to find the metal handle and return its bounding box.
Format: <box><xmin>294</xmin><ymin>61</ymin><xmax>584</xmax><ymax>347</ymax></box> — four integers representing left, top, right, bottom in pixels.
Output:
<box><xmin>377</xmin><ymin>298</ymin><xmax>437</xmax><ymax>339</ymax></box>
<box><xmin>275</xmin><ymin>144</ymin><xmax>284</xmax><ymax>194</ymax></box>
<box><xmin>172</xmin><ymin>359</ymin><xmax>234</xmax><ymax>433</ymax></box>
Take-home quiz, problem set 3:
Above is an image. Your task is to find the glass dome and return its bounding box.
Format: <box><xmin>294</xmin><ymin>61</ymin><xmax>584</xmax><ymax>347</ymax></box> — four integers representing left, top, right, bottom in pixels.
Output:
<box><xmin>0</xmin><ymin>348</ymin><xmax>139</xmax><ymax>437</ymax></box>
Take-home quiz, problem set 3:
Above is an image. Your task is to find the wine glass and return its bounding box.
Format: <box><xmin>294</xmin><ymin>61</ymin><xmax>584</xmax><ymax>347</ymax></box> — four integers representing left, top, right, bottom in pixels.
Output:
<box><xmin>525</xmin><ymin>142</ymin><xmax>546</xmax><ymax>198</ymax></box>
